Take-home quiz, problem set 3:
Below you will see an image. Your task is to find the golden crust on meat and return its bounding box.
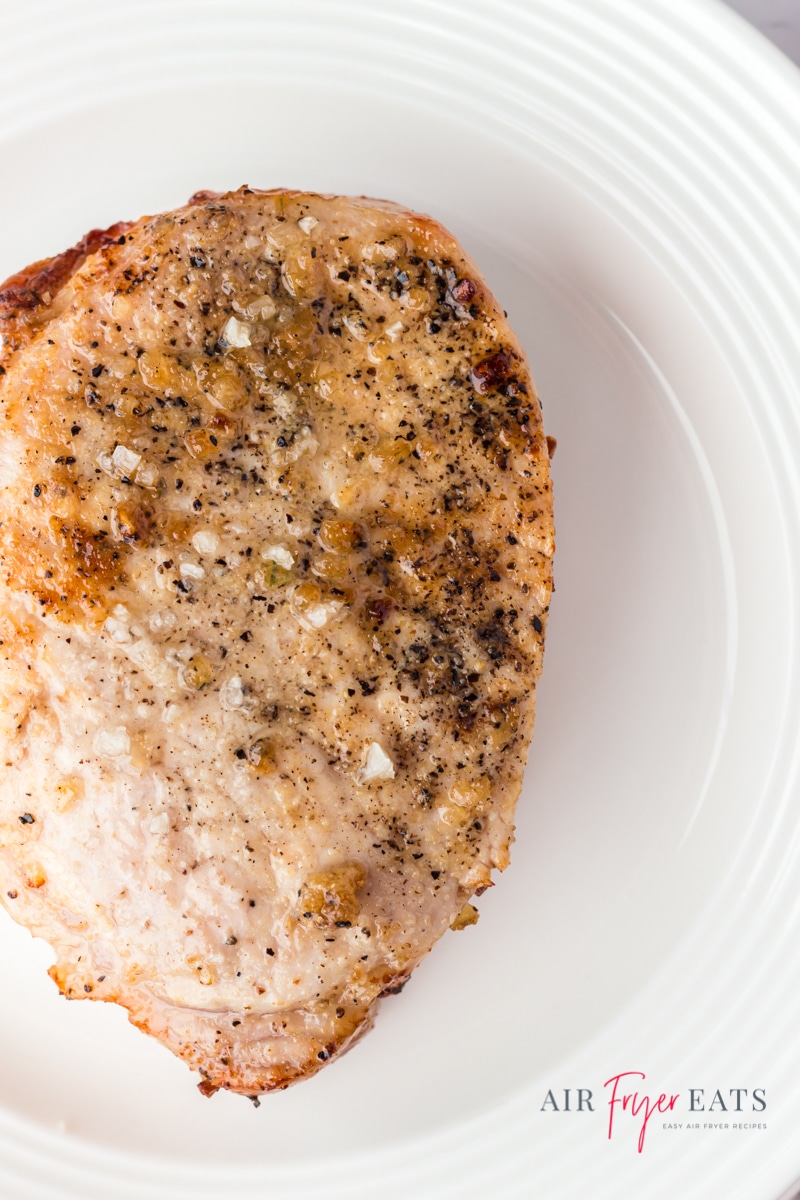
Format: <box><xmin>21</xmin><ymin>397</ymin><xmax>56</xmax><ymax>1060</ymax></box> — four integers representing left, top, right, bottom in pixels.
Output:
<box><xmin>0</xmin><ymin>188</ymin><xmax>553</xmax><ymax>1094</ymax></box>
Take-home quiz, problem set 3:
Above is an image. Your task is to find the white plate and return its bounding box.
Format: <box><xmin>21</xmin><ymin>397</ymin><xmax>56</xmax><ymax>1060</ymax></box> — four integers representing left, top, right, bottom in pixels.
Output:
<box><xmin>1</xmin><ymin>1</ymin><xmax>800</xmax><ymax>1196</ymax></box>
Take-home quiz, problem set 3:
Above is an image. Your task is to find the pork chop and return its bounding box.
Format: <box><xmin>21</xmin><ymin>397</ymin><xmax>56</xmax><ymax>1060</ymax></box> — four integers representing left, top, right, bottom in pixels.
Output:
<box><xmin>0</xmin><ymin>188</ymin><xmax>554</xmax><ymax>1096</ymax></box>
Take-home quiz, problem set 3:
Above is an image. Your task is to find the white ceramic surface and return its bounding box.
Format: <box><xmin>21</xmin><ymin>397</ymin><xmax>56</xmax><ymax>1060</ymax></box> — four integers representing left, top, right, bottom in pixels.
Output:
<box><xmin>0</xmin><ymin>1</ymin><xmax>799</xmax><ymax>1197</ymax></box>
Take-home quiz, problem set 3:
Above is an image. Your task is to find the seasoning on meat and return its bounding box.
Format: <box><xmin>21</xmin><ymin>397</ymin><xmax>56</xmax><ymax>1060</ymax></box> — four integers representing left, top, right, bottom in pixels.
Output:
<box><xmin>0</xmin><ymin>187</ymin><xmax>554</xmax><ymax>1095</ymax></box>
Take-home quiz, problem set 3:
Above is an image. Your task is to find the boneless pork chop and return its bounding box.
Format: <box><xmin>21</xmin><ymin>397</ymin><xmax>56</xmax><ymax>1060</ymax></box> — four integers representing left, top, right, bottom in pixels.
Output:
<box><xmin>0</xmin><ymin>188</ymin><xmax>554</xmax><ymax>1096</ymax></box>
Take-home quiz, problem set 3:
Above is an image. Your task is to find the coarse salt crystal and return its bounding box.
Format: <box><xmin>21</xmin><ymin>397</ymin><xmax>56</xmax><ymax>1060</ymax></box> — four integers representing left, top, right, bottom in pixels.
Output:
<box><xmin>385</xmin><ymin>320</ymin><xmax>405</xmax><ymax>342</ymax></box>
<box><xmin>245</xmin><ymin>294</ymin><xmax>277</xmax><ymax>320</ymax></box>
<box><xmin>362</xmin><ymin>241</ymin><xmax>397</xmax><ymax>262</ymax></box>
<box><xmin>302</xmin><ymin>603</ymin><xmax>333</xmax><ymax>629</ymax></box>
<box><xmin>179</xmin><ymin>561</ymin><xmax>205</xmax><ymax>581</ymax></box>
<box><xmin>149</xmin><ymin>812</ymin><xmax>170</xmax><ymax>835</ymax></box>
<box><xmin>220</xmin><ymin>675</ymin><xmax>246</xmax><ymax>710</ymax></box>
<box><xmin>261</xmin><ymin>544</ymin><xmax>294</xmax><ymax>570</ymax></box>
<box><xmin>271</xmin><ymin>389</ymin><xmax>297</xmax><ymax>419</ymax></box>
<box><xmin>220</xmin><ymin>315</ymin><xmax>252</xmax><ymax>348</ymax></box>
<box><xmin>297</xmin><ymin>215</ymin><xmax>318</xmax><ymax>234</ymax></box>
<box><xmin>104</xmin><ymin>610</ymin><xmax>132</xmax><ymax>644</ymax></box>
<box><xmin>191</xmin><ymin>529</ymin><xmax>219</xmax><ymax>556</ymax></box>
<box><xmin>243</xmin><ymin>234</ymin><xmax>261</xmax><ymax>249</ymax></box>
<box><xmin>359</xmin><ymin>740</ymin><xmax>395</xmax><ymax>783</ymax></box>
<box><xmin>94</xmin><ymin>726</ymin><xmax>130</xmax><ymax>758</ymax></box>
<box><xmin>280</xmin><ymin>262</ymin><xmax>298</xmax><ymax>298</ymax></box>
<box><xmin>135</xmin><ymin>460</ymin><xmax>160</xmax><ymax>489</ymax></box>
<box><xmin>111</xmin><ymin>444</ymin><xmax>141</xmax><ymax>475</ymax></box>
<box><xmin>292</xmin><ymin>595</ymin><xmax>343</xmax><ymax>632</ymax></box>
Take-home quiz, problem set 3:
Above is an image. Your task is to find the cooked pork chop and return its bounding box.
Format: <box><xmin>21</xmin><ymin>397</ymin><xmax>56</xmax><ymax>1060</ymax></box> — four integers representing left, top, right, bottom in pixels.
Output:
<box><xmin>0</xmin><ymin>188</ymin><xmax>554</xmax><ymax>1096</ymax></box>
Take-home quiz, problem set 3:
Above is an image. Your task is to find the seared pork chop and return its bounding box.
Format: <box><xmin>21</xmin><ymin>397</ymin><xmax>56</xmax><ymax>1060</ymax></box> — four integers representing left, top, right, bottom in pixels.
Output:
<box><xmin>0</xmin><ymin>188</ymin><xmax>554</xmax><ymax>1095</ymax></box>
